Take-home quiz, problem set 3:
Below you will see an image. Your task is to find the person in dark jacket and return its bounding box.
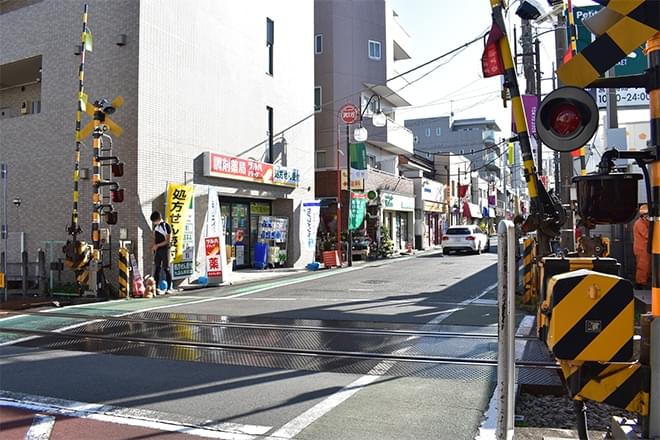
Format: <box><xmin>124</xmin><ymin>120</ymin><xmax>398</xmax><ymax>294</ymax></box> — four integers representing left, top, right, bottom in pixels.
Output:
<box><xmin>150</xmin><ymin>211</ymin><xmax>173</xmax><ymax>294</ymax></box>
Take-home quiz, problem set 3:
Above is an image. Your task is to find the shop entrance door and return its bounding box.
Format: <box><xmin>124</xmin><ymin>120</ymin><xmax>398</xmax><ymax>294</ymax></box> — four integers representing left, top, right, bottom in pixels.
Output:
<box><xmin>220</xmin><ymin>198</ymin><xmax>272</xmax><ymax>269</ymax></box>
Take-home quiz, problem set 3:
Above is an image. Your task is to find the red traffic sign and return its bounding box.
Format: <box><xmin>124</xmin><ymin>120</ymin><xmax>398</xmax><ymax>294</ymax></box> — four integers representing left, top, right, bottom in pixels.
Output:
<box><xmin>339</xmin><ymin>103</ymin><xmax>359</xmax><ymax>124</ymax></box>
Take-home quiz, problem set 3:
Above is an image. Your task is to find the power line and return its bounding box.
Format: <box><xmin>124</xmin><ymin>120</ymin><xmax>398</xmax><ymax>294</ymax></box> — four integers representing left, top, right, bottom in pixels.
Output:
<box><xmin>236</xmin><ymin>29</ymin><xmax>490</xmax><ymax>158</ymax></box>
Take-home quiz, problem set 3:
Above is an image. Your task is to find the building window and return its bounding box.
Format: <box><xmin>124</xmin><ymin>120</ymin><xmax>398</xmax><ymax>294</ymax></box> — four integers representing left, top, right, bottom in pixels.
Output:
<box><xmin>425</xmin><ymin>128</ymin><xmax>431</xmax><ymax>137</ymax></box>
<box><xmin>266</xmin><ymin>18</ymin><xmax>274</xmax><ymax>75</ymax></box>
<box><xmin>267</xmin><ymin>106</ymin><xmax>274</xmax><ymax>163</ymax></box>
<box><xmin>436</xmin><ymin>127</ymin><xmax>442</xmax><ymax>136</ymax></box>
<box><xmin>315</xmin><ymin>34</ymin><xmax>323</xmax><ymax>54</ymax></box>
<box><xmin>316</xmin><ymin>150</ymin><xmax>327</xmax><ymax>168</ymax></box>
<box><xmin>314</xmin><ymin>86</ymin><xmax>322</xmax><ymax>112</ymax></box>
<box><xmin>368</xmin><ymin>40</ymin><xmax>381</xmax><ymax>60</ymax></box>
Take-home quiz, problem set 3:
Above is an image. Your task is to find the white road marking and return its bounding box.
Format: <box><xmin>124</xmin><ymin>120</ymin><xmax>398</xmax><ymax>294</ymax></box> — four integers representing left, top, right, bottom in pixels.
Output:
<box><xmin>0</xmin><ymin>390</ymin><xmax>270</xmax><ymax>439</ymax></box>
<box><xmin>460</xmin><ymin>282</ymin><xmax>498</xmax><ymax>306</ymax></box>
<box><xmin>24</xmin><ymin>414</ymin><xmax>56</xmax><ymax>440</ymax></box>
<box><xmin>263</xmin><ymin>343</ymin><xmax>414</xmax><ymax>440</ymax></box>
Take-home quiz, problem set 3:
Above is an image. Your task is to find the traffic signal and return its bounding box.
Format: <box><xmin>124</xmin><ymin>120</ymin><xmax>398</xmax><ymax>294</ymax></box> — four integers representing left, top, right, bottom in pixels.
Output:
<box><xmin>536</xmin><ymin>86</ymin><xmax>598</xmax><ymax>153</ymax></box>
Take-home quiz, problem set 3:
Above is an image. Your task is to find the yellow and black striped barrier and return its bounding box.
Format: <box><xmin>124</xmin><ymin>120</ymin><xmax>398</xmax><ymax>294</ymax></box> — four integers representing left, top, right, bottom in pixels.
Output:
<box><xmin>543</xmin><ymin>269</ymin><xmax>634</xmax><ymax>362</ymax></box>
<box><xmin>561</xmin><ymin>362</ymin><xmax>650</xmax><ymax>416</ymax></box>
<box><xmin>522</xmin><ymin>237</ymin><xmax>536</xmax><ymax>305</ymax></box>
<box><xmin>118</xmin><ymin>246</ymin><xmax>129</xmax><ymax>298</ymax></box>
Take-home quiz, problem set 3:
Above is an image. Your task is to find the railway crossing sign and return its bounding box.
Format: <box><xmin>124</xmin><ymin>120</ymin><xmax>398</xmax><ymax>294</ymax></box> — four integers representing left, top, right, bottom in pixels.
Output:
<box><xmin>339</xmin><ymin>103</ymin><xmax>359</xmax><ymax>124</ymax></box>
<box><xmin>558</xmin><ymin>0</ymin><xmax>660</xmax><ymax>87</ymax></box>
<box><xmin>78</xmin><ymin>95</ymin><xmax>125</xmax><ymax>140</ymax></box>
<box><xmin>573</xmin><ymin>5</ymin><xmax>648</xmax><ymax>77</ymax></box>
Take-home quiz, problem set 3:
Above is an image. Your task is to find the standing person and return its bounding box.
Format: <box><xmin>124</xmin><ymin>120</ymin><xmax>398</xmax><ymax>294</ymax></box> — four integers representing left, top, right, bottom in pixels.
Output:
<box><xmin>150</xmin><ymin>211</ymin><xmax>174</xmax><ymax>294</ymax></box>
<box><xmin>633</xmin><ymin>204</ymin><xmax>651</xmax><ymax>289</ymax></box>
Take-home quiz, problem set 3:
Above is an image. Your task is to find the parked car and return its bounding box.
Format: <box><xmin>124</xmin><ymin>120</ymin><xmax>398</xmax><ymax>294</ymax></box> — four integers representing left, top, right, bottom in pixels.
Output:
<box><xmin>442</xmin><ymin>225</ymin><xmax>490</xmax><ymax>255</ymax></box>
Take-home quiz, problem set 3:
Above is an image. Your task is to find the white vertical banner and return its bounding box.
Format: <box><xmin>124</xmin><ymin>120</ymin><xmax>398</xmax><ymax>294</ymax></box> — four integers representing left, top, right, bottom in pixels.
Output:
<box><xmin>299</xmin><ymin>200</ymin><xmax>321</xmax><ymax>257</ymax></box>
<box><xmin>204</xmin><ymin>187</ymin><xmax>228</xmax><ymax>284</ymax></box>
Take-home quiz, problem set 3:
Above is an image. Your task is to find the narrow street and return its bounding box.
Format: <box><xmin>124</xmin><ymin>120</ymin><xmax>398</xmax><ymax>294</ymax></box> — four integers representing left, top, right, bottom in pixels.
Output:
<box><xmin>0</xmin><ymin>250</ymin><xmax>510</xmax><ymax>440</ymax></box>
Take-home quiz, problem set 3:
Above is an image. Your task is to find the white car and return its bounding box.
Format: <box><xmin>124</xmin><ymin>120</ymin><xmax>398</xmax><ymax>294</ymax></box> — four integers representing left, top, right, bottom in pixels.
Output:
<box><xmin>442</xmin><ymin>225</ymin><xmax>490</xmax><ymax>255</ymax></box>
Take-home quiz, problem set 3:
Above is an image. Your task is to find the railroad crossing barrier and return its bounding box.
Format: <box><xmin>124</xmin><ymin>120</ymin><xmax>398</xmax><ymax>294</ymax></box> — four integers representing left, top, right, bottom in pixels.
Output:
<box><xmin>522</xmin><ymin>237</ymin><xmax>535</xmax><ymax>304</ymax></box>
<box><xmin>497</xmin><ymin>220</ymin><xmax>515</xmax><ymax>440</ymax></box>
<box><xmin>117</xmin><ymin>245</ymin><xmax>129</xmax><ymax>299</ymax></box>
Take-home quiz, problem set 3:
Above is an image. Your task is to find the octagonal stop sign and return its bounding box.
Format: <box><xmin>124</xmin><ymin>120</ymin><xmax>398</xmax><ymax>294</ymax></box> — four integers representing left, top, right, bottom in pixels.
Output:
<box><xmin>339</xmin><ymin>103</ymin><xmax>359</xmax><ymax>125</ymax></box>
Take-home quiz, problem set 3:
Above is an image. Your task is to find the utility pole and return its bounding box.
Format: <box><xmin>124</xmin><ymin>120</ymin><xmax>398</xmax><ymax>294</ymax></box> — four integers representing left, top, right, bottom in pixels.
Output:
<box><xmin>554</xmin><ymin>10</ymin><xmax>574</xmax><ymax>251</ymax></box>
<box><xmin>346</xmin><ymin>125</ymin><xmax>352</xmax><ymax>267</ymax></box>
<box><xmin>520</xmin><ymin>20</ymin><xmax>536</xmax><ymax>96</ymax></box>
<box><xmin>1</xmin><ymin>163</ymin><xmax>7</xmax><ymax>302</ymax></box>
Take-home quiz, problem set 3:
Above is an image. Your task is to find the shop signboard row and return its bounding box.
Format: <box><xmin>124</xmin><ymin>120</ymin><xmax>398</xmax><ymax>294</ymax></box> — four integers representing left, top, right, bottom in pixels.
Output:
<box><xmin>381</xmin><ymin>191</ymin><xmax>414</xmax><ymax>212</ymax></box>
<box><xmin>203</xmin><ymin>152</ymin><xmax>300</xmax><ymax>187</ymax></box>
<box><xmin>421</xmin><ymin>178</ymin><xmax>445</xmax><ymax>203</ymax></box>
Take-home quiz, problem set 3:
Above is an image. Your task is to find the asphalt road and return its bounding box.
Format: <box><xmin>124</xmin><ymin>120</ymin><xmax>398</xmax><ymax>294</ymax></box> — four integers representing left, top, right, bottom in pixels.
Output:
<box><xmin>0</xmin><ymin>249</ymin><xmax>502</xmax><ymax>440</ymax></box>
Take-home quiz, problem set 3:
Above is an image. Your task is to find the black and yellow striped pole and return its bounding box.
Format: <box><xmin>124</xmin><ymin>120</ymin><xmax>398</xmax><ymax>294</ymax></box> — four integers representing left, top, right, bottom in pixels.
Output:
<box><xmin>488</xmin><ymin>0</ymin><xmax>558</xmax><ymax>254</ymax></box>
<box><xmin>68</xmin><ymin>4</ymin><xmax>90</xmax><ymax>237</ymax></box>
<box><xmin>118</xmin><ymin>246</ymin><xmax>129</xmax><ymax>298</ymax></box>
<box><xmin>522</xmin><ymin>237</ymin><xmax>536</xmax><ymax>304</ymax></box>
<box><xmin>649</xmin><ymin>32</ymin><xmax>660</xmax><ymax>319</ymax></box>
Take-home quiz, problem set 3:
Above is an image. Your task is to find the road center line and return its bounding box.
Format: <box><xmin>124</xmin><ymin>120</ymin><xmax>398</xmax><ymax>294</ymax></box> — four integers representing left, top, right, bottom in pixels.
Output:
<box><xmin>24</xmin><ymin>414</ymin><xmax>56</xmax><ymax>440</ymax></box>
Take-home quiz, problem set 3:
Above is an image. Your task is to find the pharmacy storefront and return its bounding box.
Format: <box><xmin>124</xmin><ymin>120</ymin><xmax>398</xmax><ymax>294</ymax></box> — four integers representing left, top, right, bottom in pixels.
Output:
<box><xmin>381</xmin><ymin>191</ymin><xmax>415</xmax><ymax>251</ymax></box>
<box><xmin>203</xmin><ymin>152</ymin><xmax>300</xmax><ymax>269</ymax></box>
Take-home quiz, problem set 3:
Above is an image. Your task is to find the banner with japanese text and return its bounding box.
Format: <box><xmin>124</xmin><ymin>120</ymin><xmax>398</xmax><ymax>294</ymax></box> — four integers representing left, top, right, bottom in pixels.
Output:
<box><xmin>349</xmin><ymin>192</ymin><xmax>367</xmax><ymax>230</ymax></box>
<box><xmin>299</xmin><ymin>201</ymin><xmax>321</xmax><ymax>254</ymax></box>
<box><xmin>166</xmin><ymin>183</ymin><xmax>195</xmax><ymax>279</ymax></box>
<box><xmin>205</xmin><ymin>187</ymin><xmax>228</xmax><ymax>283</ymax></box>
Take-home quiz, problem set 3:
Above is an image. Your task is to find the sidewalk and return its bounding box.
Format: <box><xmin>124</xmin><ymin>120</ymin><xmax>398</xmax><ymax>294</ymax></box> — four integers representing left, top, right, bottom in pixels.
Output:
<box><xmin>188</xmin><ymin>247</ymin><xmax>443</xmax><ymax>289</ymax></box>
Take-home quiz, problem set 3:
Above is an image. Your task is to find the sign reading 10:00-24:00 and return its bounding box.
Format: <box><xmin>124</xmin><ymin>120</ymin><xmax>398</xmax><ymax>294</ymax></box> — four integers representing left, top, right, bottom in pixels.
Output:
<box><xmin>595</xmin><ymin>88</ymin><xmax>649</xmax><ymax>109</ymax></box>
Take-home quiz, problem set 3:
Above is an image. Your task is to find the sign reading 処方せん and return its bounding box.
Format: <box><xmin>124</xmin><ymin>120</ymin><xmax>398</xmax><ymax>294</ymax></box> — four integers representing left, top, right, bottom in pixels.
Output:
<box><xmin>166</xmin><ymin>183</ymin><xmax>195</xmax><ymax>279</ymax></box>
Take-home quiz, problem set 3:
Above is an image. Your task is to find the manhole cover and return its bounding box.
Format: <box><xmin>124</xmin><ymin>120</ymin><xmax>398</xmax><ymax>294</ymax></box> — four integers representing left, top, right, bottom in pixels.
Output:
<box><xmin>361</xmin><ymin>280</ymin><xmax>390</xmax><ymax>285</ymax></box>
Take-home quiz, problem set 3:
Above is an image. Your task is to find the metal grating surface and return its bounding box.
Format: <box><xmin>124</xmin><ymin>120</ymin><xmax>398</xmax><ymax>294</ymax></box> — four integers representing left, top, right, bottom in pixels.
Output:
<box><xmin>16</xmin><ymin>334</ymin><xmax>498</xmax><ymax>381</ymax></box>
<box><xmin>61</xmin><ymin>319</ymin><xmax>500</xmax><ymax>360</ymax></box>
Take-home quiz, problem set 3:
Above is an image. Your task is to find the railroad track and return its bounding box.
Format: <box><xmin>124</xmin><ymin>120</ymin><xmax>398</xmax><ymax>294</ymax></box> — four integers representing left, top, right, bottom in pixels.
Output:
<box><xmin>0</xmin><ymin>310</ymin><xmax>558</xmax><ymax>380</ymax></box>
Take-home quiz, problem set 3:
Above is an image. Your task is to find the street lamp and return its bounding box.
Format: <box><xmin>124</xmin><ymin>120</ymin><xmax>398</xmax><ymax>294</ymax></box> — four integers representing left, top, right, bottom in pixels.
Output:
<box><xmin>353</xmin><ymin>94</ymin><xmax>387</xmax><ymax>142</ymax></box>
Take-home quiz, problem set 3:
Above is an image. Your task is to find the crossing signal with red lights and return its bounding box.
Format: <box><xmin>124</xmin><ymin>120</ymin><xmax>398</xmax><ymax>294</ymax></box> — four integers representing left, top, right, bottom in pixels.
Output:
<box><xmin>536</xmin><ymin>86</ymin><xmax>598</xmax><ymax>153</ymax></box>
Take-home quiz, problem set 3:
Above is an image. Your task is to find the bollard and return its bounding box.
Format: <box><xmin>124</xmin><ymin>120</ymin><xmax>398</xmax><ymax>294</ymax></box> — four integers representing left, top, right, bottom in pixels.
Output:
<box><xmin>497</xmin><ymin>220</ymin><xmax>515</xmax><ymax>440</ymax></box>
<box><xmin>651</xmin><ymin>318</ymin><xmax>660</xmax><ymax>438</ymax></box>
<box><xmin>21</xmin><ymin>250</ymin><xmax>28</xmax><ymax>296</ymax></box>
<box><xmin>37</xmin><ymin>249</ymin><xmax>48</xmax><ymax>296</ymax></box>
<box><xmin>118</xmin><ymin>246</ymin><xmax>129</xmax><ymax>299</ymax></box>
<box><xmin>522</xmin><ymin>237</ymin><xmax>535</xmax><ymax>304</ymax></box>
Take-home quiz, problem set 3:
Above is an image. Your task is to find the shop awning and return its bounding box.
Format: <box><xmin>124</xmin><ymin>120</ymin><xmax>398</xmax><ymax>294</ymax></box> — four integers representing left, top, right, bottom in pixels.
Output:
<box><xmin>463</xmin><ymin>202</ymin><xmax>482</xmax><ymax>219</ymax></box>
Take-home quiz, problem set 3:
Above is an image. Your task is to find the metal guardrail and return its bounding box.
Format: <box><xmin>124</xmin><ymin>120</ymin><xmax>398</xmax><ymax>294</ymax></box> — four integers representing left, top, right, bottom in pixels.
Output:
<box><xmin>497</xmin><ymin>220</ymin><xmax>515</xmax><ymax>440</ymax></box>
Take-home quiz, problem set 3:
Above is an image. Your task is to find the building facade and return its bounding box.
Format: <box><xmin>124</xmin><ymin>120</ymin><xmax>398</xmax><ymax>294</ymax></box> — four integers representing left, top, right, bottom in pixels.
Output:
<box><xmin>313</xmin><ymin>0</ymin><xmax>416</xmax><ymax>253</ymax></box>
<box><xmin>0</xmin><ymin>0</ymin><xmax>315</xmax><ymax>282</ymax></box>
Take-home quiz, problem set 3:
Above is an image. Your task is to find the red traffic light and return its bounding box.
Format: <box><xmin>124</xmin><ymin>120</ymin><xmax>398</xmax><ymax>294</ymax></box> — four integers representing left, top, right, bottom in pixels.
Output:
<box><xmin>111</xmin><ymin>188</ymin><xmax>124</xmax><ymax>203</ymax></box>
<box><xmin>536</xmin><ymin>86</ymin><xmax>598</xmax><ymax>153</ymax></box>
<box><xmin>111</xmin><ymin>162</ymin><xmax>124</xmax><ymax>177</ymax></box>
<box><xmin>549</xmin><ymin>103</ymin><xmax>581</xmax><ymax>137</ymax></box>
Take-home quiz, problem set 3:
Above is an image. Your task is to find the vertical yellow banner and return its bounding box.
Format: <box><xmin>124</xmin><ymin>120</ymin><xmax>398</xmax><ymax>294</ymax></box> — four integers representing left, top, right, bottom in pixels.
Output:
<box><xmin>166</xmin><ymin>183</ymin><xmax>193</xmax><ymax>263</ymax></box>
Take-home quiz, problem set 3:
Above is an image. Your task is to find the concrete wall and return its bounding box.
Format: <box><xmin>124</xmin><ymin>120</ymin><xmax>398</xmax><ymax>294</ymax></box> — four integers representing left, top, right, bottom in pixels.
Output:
<box><xmin>137</xmin><ymin>0</ymin><xmax>315</xmax><ymax>269</ymax></box>
<box><xmin>314</xmin><ymin>0</ymin><xmax>387</xmax><ymax>169</ymax></box>
<box><xmin>0</xmin><ymin>0</ymin><xmax>140</xmax><ymax>262</ymax></box>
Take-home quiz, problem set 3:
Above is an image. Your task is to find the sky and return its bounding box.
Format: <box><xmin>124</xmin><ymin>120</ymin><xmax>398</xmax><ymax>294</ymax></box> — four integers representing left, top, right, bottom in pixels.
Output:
<box><xmin>388</xmin><ymin>0</ymin><xmax>648</xmax><ymax>139</ymax></box>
